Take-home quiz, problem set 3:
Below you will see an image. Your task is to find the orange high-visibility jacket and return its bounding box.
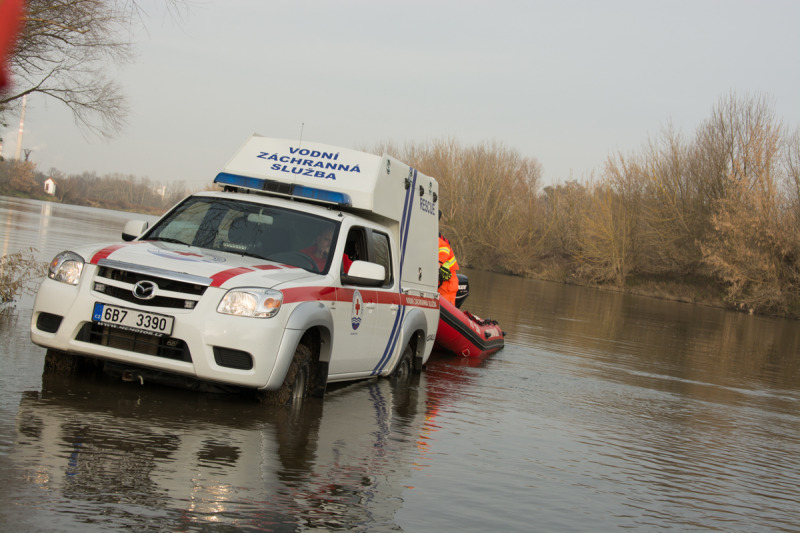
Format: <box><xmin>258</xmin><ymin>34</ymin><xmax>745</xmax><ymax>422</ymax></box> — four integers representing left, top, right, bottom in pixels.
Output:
<box><xmin>438</xmin><ymin>236</ymin><xmax>459</xmax><ymax>305</ymax></box>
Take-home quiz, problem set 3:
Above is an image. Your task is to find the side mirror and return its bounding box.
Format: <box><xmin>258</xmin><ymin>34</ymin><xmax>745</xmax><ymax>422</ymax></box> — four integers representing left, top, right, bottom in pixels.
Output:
<box><xmin>122</xmin><ymin>220</ymin><xmax>149</xmax><ymax>242</ymax></box>
<box><xmin>342</xmin><ymin>260</ymin><xmax>385</xmax><ymax>287</ymax></box>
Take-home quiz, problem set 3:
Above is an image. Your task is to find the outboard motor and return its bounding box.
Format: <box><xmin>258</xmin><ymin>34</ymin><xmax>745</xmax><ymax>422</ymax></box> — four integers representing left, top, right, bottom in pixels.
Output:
<box><xmin>455</xmin><ymin>273</ymin><xmax>469</xmax><ymax>308</ymax></box>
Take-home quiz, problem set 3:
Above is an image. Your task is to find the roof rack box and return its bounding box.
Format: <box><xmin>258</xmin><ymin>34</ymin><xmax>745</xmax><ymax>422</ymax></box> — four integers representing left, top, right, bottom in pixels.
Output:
<box><xmin>219</xmin><ymin>135</ymin><xmax>438</xmax><ymax>224</ymax></box>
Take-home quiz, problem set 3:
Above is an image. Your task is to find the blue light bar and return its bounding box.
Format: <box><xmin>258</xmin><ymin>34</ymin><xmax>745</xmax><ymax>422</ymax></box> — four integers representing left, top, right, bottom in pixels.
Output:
<box><xmin>213</xmin><ymin>173</ymin><xmax>352</xmax><ymax>206</ymax></box>
<box><xmin>292</xmin><ymin>185</ymin><xmax>352</xmax><ymax>206</ymax></box>
<box><xmin>214</xmin><ymin>173</ymin><xmax>265</xmax><ymax>190</ymax></box>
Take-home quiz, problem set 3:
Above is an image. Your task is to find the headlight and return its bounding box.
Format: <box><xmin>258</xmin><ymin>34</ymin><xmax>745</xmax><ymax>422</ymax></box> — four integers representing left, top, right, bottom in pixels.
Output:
<box><xmin>48</xmin><ymin>251</ymin><xmax>85</xmax><ymax>285</ymax></box>
<box><xmin>217</xmin><ymin>288</ymin><xmax>283</xmax><ymax>318</ymax></box>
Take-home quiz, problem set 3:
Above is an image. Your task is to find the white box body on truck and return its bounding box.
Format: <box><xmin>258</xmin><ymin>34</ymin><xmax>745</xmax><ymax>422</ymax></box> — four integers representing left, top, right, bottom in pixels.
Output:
<box><xmin>30</xmin><ymin>135</ymin><xmax>441</xmax><ymax>403</ymax></box>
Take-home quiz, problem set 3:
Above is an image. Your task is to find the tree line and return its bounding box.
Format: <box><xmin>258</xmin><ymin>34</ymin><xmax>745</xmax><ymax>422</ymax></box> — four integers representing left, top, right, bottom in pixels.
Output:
<box><xmin>4</xmin><ymin>92</ymin><xmax>799</xmax><ymax>317</ymax></box>
<box><xmin>0</xmin><ymin>160</ymin><xmax>190</xmax><ymax>214</ymax></box>
<box><xmin>374</xmin><ymin>93</ymin><xmax>800</xmax><ymax>318</ymax></box>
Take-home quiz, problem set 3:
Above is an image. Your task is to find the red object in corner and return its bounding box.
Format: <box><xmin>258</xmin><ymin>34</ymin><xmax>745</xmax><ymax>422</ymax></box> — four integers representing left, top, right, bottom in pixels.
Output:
<box><xmin>0</xmin><ymin>0</ymin><xmax>25</xmax><ymax>89</ymax></box>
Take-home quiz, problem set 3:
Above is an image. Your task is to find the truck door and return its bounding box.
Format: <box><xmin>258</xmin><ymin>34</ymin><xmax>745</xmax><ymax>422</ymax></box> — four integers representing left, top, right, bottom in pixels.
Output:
<box><xmin>327</xmin><ymin>226</ymin><xmax>384</xmax><ymax>376</ymax></box>
<box><xmin>364</xmin><ymin>228</ymin><xmax>400</xmax><ymax>374</ymax></box>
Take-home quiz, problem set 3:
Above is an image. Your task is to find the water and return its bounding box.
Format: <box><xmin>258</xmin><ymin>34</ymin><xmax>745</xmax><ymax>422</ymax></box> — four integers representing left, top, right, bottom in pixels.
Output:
<box><xmin>1</xmin><ymin>197</ymin><xmax>799</xmax><ymax>532</ymax></box>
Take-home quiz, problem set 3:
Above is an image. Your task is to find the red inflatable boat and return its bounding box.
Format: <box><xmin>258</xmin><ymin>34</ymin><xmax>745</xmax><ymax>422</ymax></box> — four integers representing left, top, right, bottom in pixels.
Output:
<box><xmin>434</xmin><ymin>296</ymin><xmax>505</xmax><ymax>358</ymax></box>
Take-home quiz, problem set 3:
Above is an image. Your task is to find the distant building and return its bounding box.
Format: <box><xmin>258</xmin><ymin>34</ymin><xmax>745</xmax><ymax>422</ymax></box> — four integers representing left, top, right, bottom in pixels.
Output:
<box><xmin>44</xmin><ymin>177</ymin><xmax>56</xmax><ymax>196</ymax></box>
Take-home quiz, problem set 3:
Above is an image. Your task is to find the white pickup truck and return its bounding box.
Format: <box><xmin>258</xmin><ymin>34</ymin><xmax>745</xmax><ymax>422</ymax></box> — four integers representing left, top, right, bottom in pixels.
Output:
<box><xmin>30</xmin><ymin>135</ymin><xmax>441</xmax><ymax>403</ymax></box>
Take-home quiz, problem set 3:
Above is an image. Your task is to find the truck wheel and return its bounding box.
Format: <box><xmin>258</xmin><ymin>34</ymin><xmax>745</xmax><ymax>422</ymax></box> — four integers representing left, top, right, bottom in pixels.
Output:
<box><xmin>390</xmin><ymin>345</ymin><xmax>413</xmax><ymax>384</ymax></box>
<box><xmin>261</xmin><ymin>343</ymin><xmax>313</xmax><ymax>406</ymax></box>
<box><xmin>42</xmin><ymin>349</ymin><xmax>102</xmax><ymax>375</ymax></box>
<box><xmin>43</xmin><ymin>349</ymin><xmax>76</xmax><ymax>375</ymax></box>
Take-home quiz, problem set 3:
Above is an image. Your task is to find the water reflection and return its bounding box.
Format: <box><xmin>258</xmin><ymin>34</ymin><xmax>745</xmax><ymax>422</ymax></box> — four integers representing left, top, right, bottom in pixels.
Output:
<box><xmin>9</xmin><ymin>371</ymin><xmax>432</xmax><ymax>531</ymax></box>
<box><xmin>465</xmin><ymin>268</ymin><xmax>800</xmax><ymax>406</ymax></box>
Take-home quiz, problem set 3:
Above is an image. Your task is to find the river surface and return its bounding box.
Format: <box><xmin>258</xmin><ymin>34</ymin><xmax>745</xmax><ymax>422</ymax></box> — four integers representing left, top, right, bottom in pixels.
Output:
<box><xmin>1</xmin><ymin>197</ymin><xmax>799</xmax><ymax>532</ymax></box>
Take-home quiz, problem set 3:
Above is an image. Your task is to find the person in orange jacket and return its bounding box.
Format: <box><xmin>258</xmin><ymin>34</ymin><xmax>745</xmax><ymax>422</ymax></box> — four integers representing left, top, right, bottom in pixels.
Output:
<box><xmin>438</xmin><ymin>233</ymin><xmax>459</xmax><ymax>305</ymax></box>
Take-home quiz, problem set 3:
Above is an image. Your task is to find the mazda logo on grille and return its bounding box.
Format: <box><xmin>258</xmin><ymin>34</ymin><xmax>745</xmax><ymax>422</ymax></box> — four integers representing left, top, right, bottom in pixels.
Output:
<box><xmin>132</xmin><ymin>280</ymin><xmax>158</xmax><ymax>300</ymax></box>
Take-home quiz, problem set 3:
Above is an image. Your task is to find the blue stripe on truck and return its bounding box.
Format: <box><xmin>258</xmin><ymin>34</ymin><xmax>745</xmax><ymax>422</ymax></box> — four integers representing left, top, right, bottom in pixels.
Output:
<box><xmin>372</xmin><ymin>168</ymin><xmax>418</xmax><ymax>375</ymax></box>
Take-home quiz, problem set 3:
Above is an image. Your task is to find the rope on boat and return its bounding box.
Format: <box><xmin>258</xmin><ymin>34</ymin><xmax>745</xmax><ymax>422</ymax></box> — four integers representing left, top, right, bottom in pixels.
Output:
<box><xmin>464</xmin><ymin>311</ymin><xmax>499</xmax><ymax>327</ymax></box>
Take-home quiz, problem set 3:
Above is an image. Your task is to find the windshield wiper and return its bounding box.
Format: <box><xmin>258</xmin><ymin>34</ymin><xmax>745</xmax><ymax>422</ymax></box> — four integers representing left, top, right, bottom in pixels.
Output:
<box><xmin>237</xmin><ymin>250</ymin><xmax>268</xmax><ymax>260</ymax></box>
<box><xmin>153</xmin><ymin>237</ymin><xmax>190</xmax><ymax>246</ymax></box>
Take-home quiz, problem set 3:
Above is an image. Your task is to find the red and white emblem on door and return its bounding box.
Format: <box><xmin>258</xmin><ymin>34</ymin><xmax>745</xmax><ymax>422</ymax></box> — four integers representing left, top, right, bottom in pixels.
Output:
<box><xmin>351</xmin><ymin>290</ymin><xmax>363</xmax><ymax>331</ymax></box>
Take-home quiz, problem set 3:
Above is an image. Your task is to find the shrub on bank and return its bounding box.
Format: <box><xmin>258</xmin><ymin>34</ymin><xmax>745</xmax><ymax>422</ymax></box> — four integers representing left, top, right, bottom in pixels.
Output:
<box><xmin>0</xmin><ymin>248</ymin><xmax>47</xmax><ymax>308</ymax></box>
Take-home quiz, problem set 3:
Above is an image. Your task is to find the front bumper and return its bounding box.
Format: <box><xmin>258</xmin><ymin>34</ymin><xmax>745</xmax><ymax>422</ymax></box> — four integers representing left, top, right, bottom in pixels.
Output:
<box><xmin>30</xmin><ymin>273</ymin><xmax>291</xmax><ymax>389</ymax></box>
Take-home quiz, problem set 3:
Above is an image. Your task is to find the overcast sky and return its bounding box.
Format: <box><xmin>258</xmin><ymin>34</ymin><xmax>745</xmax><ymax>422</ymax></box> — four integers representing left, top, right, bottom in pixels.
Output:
<box><xmin>2</xmin><ymin>0</ymin><xmax>799</xmax><ymax>188</ymax></box>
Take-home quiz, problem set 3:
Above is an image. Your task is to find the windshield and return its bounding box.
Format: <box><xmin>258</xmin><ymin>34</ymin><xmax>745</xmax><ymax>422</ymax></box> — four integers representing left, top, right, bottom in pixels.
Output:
<box><xmin>145</xmin><ymin>196</ymin><xmax>340</xmax><ymax>273</ymax></box>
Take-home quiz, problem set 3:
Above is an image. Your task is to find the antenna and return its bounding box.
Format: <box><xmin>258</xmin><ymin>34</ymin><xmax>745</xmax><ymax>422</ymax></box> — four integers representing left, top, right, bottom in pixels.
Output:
<box><xmin>299</xmin><ymin>122</ymin><xmax>304</xmax><ymax>147</ymax></box>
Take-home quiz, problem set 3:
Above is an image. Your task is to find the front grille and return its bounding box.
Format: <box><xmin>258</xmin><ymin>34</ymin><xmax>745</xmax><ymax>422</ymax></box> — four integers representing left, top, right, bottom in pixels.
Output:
<box><xmin>77</xmin><ymin>323</ymin><xmax>191</xmax><ymax>362</ymax></box>
<box><xmin>95</xmin><ymin>284</ymin><xmax>196</xmax><ymax>309</ymax></box>
<box><xmin>95</xmin><ymin>263</ymin><xmax>208</xmax><ymax>309</ymax></box>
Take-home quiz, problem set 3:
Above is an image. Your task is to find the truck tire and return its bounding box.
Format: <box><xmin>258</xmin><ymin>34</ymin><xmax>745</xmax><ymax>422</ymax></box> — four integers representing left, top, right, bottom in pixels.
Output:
<box><xmin>260</xmin><ymin>343</ymin><xmax>313</xmax><ymax>406</ymax></box>
<box><xmin>43</xmin><ymin>349</ymin><xmax>74</xmax><ymax>375</ymax></box>
<box><xmin>390</xmin><ymin>345</ymin><xmax>413</xmax><ymax>384</ymax></box>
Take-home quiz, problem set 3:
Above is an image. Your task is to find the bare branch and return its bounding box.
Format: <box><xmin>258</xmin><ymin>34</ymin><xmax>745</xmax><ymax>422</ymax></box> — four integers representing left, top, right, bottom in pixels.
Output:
<box><xmin>1</xmin><ymin>0</ymin><xmax>187</xmax><ymax>137</ymax></box>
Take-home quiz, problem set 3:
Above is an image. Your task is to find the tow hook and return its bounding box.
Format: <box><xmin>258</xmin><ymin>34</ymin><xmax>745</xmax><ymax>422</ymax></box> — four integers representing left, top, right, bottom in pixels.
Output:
<box><xmin>122</xmin><ymin>369</ymin><xmax>144</xmax><ymax>385</ymax></box>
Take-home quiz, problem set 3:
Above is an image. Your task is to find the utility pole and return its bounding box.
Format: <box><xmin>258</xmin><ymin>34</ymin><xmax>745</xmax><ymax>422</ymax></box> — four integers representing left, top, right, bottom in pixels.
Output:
<box><xmin>14</xmin><ymin>94</ymin><xmax>26</xmax><ymax>160</ymax></box>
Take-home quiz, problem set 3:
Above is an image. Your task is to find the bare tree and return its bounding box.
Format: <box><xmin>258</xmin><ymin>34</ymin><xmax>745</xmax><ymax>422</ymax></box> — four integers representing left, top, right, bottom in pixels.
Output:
<box><xmin>0</xmin><ymin>160</ymin><xmax>36</xmax><ymax>194</ymax></box>
<box><xmin>782</xmin><ymin>127</ymin><xmax>800</xmax><ymax>229</ymax></box>
<box><xmin>698</xmin><ymin>94</ymin><xmax>797</xmax><ymax>313</ymax></box>
<box><xmin>574</xmin><ymin>158</ymin><xmax>641</xmax><ymax>286</ymax></box>
<box><xmin>541</xmin><ymin>180</ymin><xmax>587</xmax><ymax>260</ymax></box>
<box><xmin>0</xmin><ymin>0</ymin><xmax>186</xmax><ymax>137</ymax></box>
<box><xmin>639</xmin><ymin>124</ymin><xmax>701</xmax><ymax>275</ymax></box>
